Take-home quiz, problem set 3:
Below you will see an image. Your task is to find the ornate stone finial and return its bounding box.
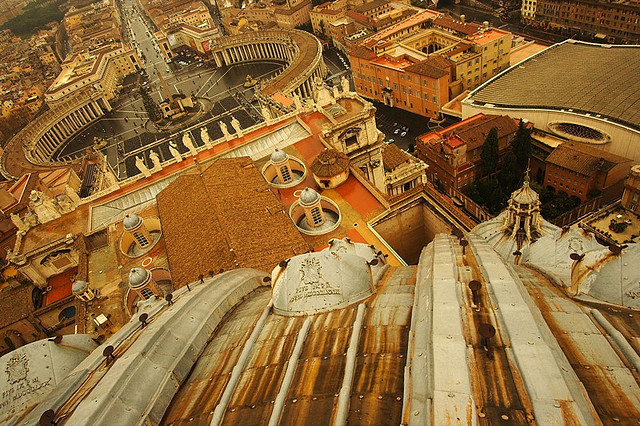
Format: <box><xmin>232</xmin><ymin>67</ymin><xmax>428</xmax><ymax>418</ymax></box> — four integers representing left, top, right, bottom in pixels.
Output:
<box><xmin>523</xmin><ymin>167</ymin><xmax>530</xmax><ymax>186</ymax></box>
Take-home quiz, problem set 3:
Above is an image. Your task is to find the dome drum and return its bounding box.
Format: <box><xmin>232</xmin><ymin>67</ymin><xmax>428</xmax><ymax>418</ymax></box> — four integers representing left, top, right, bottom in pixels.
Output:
<box><xmin>261</xmin><ymin>152</ymin><xmax>307</xmax><ymax>189</ymax></box>
<box><xmin>128</xmin><ymin>267</ymin><xmax>162</xmax><ymax>301</ymax></box>
<box><xmin>119</xmin><ymin>215</ymin><xmax>163</xmax><ymax>258</ymax></box>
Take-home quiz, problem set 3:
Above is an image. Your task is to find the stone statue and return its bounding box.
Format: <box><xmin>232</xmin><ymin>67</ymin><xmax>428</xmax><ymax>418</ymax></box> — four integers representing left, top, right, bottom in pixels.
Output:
<box><xmin>313</xmin><ymin>77</ymin><xmax>334</xmax><ymax>107</ymax></box>
<box><xmin>10</xmin><ymin>213</ymin><xmax>29</xmax><ymax>235</ymax></box>
<box><xmin>23</xmin><ymin>212</ymin><xmax>39</xmax><ymax>228</ymax></box>
<box><xmin>135</xmin><ymin>156</ymin><xmax>151</xmax><ymax>177</ymax></box>
<box><xmin>219</xmin><ymin>120</ymin><xmax>232</xmax><ymax>141</ymax></box>
<box><xmin>341</xmin><ymin>76</ymin><xmax>350</xmax><ymax>94</ymax></box>
<box><xmin>29</xmin><ymin>190</ymin><xmax>61</xmax><ymax>223</ymax></box>
<box><xmin>169</xmin><ymin>141</ymin><xmax>183</xmax><ymax>163</ymax></box>
<box><xmin>333</xmin><ymin>85</ymin><xmax>340</xmax><ymax>99</ymax></box>
<box><xmin>200</xmin><ymin>126</ymin><xmax>212</xmax><ymax>148</ymax></box>
<box><xmin>293</xmin><ymin>93</ymin><xmax>303</xmax><ymax>110</ymax></box>
<box><xmin>231</xmin><ymin>116</ymin><xmax>243</xmax><ymax>138</ymax></box>
<box><xmin>149</xmin><ymin>150</ymin><xmax>162</xmax><ymax>171</ymax></box>
<box><xmin>56</xmin><ymin>194</ymin><xmax>74</xmax><ymax>213</ymax></box>
<box><xmin>182</xmin><ymin>131</ymin><xmax>198</xmax><ymax>157</ymax></box>
<box><xmin>261</xmin><ymin>106</ymin><xmax>272</xmax><ymax>124</ymax></box>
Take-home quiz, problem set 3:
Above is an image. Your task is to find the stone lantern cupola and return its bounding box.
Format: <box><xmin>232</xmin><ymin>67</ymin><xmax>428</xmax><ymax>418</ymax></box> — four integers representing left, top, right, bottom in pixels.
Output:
<box><xmin>72</xmin><ymin>280</ymin><xmax>96</xmax><ymax>302</ymax></box>
<box><xmin>128</xmin><ymin>267</ymin><xmax>161</xmax><ymax>300</ymax></box>
<box><xmin>123</xmin><ymin>214</ymin><xmax>152</xmax><ymax>249</ymax></box>
<box><xmin>503</xmin><ymin>172</ymin><xmax>543</xmax><ymax>247</ymax></box>
<box><xmin>299</xmin><ymin>188</ymin><xmax>325</xmax><ymax>228</ymax></box>
<box><xmin>270</xmin><ymin>149</ymin><xmax>293</xmax><ymax>184</ymax></box>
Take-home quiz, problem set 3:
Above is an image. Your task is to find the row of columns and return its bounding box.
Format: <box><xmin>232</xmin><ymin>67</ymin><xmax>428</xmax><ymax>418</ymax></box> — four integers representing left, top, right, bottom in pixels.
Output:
<box><xmin>212</xmin><ymin>40</ymin><xmax>294</xmax><ymax>68</ymax></box>
<box><xmin>32</xmin><ymin>100</ymin><xmax>106</xmax><ymax>162</ymax></box>
<box><xmin>209</xmin><ymin>38</ymin><xmax>325</xmax><ymax>101</ymax></box>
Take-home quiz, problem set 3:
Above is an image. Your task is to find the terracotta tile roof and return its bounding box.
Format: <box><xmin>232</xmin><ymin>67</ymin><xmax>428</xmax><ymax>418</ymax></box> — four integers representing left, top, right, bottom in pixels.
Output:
<box><xmin>382</xmin><ymin>144</ymin><xmax>413</xmax><ymax>172</ymax></box>
<box><xmin>433</xmin><ymin>16</ymin><xmax>481</xmax><ymax>36</ymax></box>
<box><xmin>0</xmin><ymin>285</ymin><xmax>34</xmax><ymax>329</ymax></box>
<box><xmin>442</xmin><ymin>114</ymin><xmax>518</xmax><ymax>151</ymax></box>
<box><xmin>404</xmin><ymin>55</ymin><xmax>453</xmax><ymax>78</ymax></box>
<box><xmin>349</xmin><ymin>44</ymin><xmax>376</xmax><ymax>59</ymax></box>
<box><xmin>156</xmin><ymin>158</ymin><xmax>311</xmax><ymax>287</ymax></box>
<box><xmin>546</xmin><ymin>142</ymin><xmax>632</xmax><ymax>177</ymax></box>
<box><xmin>310</xmin><ymin>149</ymin><xmax>350</xmax><ymax>177</ymax></box>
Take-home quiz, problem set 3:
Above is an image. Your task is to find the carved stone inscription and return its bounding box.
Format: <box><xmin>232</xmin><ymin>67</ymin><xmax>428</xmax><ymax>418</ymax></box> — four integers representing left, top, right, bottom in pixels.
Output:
<box><xmin>288</xmin><ymin>257</ymin><xmax>341</xmax><ymax>304</ymax></box>
<box><xmin>0</xmin><ymin>352</ymin><xmax>53</xmax><ymax>413</ymax></box>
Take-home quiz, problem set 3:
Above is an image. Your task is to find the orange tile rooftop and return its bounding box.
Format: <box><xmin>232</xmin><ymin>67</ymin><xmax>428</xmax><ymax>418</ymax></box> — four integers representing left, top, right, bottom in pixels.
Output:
<box><xmin>470</xmin><ymin>28</ymin><xmax>508</xmax><ymax>44</ymax></box>
<box><xmin>372</xmin><ymin>56</ymin><xmax>414</xmax><ymax>70</ymax></box>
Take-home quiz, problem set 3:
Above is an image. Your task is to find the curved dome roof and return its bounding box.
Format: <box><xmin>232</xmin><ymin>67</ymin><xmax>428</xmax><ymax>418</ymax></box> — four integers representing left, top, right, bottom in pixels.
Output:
<box><xmin>72</xmin><ymin>280</ymin><xmax>88</xmax><ymax>294</ymax></box>
<box><xmin>310</xmin><ymin>149</ymin><xmax>350</xmax><ymax>177</ymax></box>
<box><xmin>511</xmin><ymin>180</ymin><xmax>539</xmax><ymax>205</ymax></box>
<box><xmin>272</xmin><ymin>239</ymin><xmax>383</xmax><ymax>315</ymax></box>
<box><xmin>123</xmin><ymin>213</ymin><xmax>143</xmax><ymax>231</ymax></box>
<box><xmin>299</xmin><ymin>187</ymin><xmax>320</xmax><ymax>205</ymax></box>
<box><xmin>270</xmin><ymin>149</ymin><xmax>288</xmax><ymax>164</ymax></box>
<box><xmin>129</xmin><ymin>267</ymin><xmax>151</xmax><ymax>289</ymax></box>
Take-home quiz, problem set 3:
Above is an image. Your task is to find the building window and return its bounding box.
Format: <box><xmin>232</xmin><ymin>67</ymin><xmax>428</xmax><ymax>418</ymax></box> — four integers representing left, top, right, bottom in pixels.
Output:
<box><xmin>134</xmin><ymin>232</ymin><xmax>150</xmax><ymax>247</ymax></box>
<box><xmin>311</xmin><ymin>207</ymin><xmax>323</xmax><ymax>225</ymax></box>
<box><xmin>140</xmin><ymin>287</ymin><xmax>154</xmax><ymax>300</ymax></box>
<box><xmin>280</xmin><ymin>166</ymin><xmax>291</xmax><ymax>182</ymax></box>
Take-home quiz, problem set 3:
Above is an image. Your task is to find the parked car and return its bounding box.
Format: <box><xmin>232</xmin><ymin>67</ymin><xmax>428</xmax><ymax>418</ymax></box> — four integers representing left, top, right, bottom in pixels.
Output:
<box><xmin>386</xmin><ymin>139</ymin><xmax>395</xmax><ymax>145</ymax></box>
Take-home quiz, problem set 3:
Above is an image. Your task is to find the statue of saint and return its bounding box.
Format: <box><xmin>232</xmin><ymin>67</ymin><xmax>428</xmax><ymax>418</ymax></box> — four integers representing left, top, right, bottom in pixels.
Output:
<box><xmin>169</xmin><ymin>141</ymin><xmax>183</xmax><ymax>163</ymax></box>
<box><xmin>149</xmin><ymin>150</ymin><xmax>162</xmax><ymax>171</ymax></box>
<box><xmin>182</xmin><ymin>132</ymin><xmax>198</xmax><ymax>157</ymax></box>
<box><xmin>230</xmin><ymin>116</ymin><xmax>243</xmax><ymax>137</ymax></box>
<box><xmin>135</xmin><ymin>156</ymin><xmax>151</xmax><ymax>177</ymax></box>
<box><xmin>200</xmin><ymin>126</ymin><xmax>212</xmax><ymax>148</ymax></box>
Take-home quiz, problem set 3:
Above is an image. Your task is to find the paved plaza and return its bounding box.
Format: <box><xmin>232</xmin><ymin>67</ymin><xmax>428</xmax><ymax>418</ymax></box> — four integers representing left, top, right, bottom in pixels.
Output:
<box><xmin>54</xmin><ymin>61</ymin><xmax>284</xmax><ymax>179</ymax></box>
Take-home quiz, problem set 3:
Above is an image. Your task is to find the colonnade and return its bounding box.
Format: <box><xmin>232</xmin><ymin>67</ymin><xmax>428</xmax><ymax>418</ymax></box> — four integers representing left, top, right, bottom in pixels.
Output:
<box><xmin>30</xmin><ymin>99</ymin><xmax>108</xmax><ymax>163</ymax></box>
<box><xmin>209</xmin><ymin>30</ymin><xmax>325</xmax><ymax>100</ymax></box>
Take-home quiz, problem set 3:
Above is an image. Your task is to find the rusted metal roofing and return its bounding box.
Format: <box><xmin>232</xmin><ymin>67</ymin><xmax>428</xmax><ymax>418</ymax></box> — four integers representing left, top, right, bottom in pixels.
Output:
<box><xmin>162</xmin><ymin>266</ymin><xmax>415</xmax><ymax>425</ymax></box>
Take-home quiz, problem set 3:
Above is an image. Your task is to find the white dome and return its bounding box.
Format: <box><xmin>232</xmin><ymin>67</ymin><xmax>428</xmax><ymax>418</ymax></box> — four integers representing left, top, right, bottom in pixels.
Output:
<box><xmin>511</xmin><ymin>180</ymin><xmax>539</xmax><ymax>205</ymax></box>
<box><xmin>129</xmin><ymin>267</ymin><xmax>151</xmax><ymax>289</ymax></box>
<box><xmin>299</xmin><ymin>187</ymin><xmax>320</xmax><ymax>205</ymax></box>
<box><xmin>271</xmin><ymin>240</ymin><xmax>384</xmax><ymax>315</ymax></box>
<box><xmin>270</xmin><ymin>149</ymin><xmax>288</xmax><ymax>164</ymax></box>
<box><xmin>123</xmin><ymin>214</ymin><xmax>143</xmax><ymax>231</ymax></box>
<box><xmin>72</xmin><ymin>280</ymin><xmax>88</xmax><ymax>295</ymax></box>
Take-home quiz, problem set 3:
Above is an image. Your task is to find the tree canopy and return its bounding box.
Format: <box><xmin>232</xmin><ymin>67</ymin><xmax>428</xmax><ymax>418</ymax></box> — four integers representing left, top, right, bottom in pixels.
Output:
<box><xmin>480</xmin><ymin>127</ymin><xmax>499</xmax><ymax>176</ymax></box>
<box><xmin>512</xmin><ymin>120</ymin><xmax>532</xmax><ymax>169</ymax></box>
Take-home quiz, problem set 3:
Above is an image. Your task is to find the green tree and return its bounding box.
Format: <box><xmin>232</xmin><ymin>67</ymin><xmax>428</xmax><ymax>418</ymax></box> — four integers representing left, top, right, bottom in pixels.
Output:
<box><xmin>481</xmin><ymin>127</ymin><xmax>499</xmax><ymax>176</ymax></box>
<box><xmin>139</xmin><ymin>86</ymin><xmax>162</xmax><ymax>123</ymax></box>
<box><xmin>512</xmin><ymin>120</ymin><xmax>532</xmax><ymax>169</ymax></box>
<box><xmin>498</xmin><ymin>150</ymin><xmax>520</xmax><ymax>191</ymax></box>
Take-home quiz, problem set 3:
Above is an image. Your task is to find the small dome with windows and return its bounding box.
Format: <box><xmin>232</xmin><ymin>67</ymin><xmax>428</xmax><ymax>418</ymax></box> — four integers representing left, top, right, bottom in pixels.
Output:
<box><xmin>72</xmin><ymin>280</ymin><xmax>88</xmax><ymax>295</ymax></box>
<box><xmin>299</xmin><ymin>187</ymin><xmax>321</xmax><ymax>206</ymax></box>
<box><xmin>123</xmin><ymin>214</ymin><xmax>143</xmax><ymax>231</ymax></box>
<box><xmin>129</xmin><ymin>267</ymin><xmax>152</xmax><ymax>289</ymax></box>
<box><xmin>270</xmin><ymin>149</ymin><xmax>288</xmax><ymax>164</ymax></box>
